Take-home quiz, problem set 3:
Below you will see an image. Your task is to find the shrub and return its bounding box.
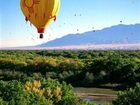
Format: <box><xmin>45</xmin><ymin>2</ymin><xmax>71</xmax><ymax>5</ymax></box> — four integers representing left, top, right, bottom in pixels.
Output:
<box><xmin>0</xmin><ymin>78</ymin><xmax>94</xmax><ymax>105</ymax></box>
<box><xmin>113</xmin><ymin>83</ymin><xmax>140</xmax><ymax>105</ymax></box>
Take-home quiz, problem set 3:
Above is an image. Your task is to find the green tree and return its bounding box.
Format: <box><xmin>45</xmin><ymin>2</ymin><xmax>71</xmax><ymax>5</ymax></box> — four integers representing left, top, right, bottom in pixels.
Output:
<box><xmin>113</xmin><ymin>83</ymin><xmax>140</xmax><ymax>105</ymax></box>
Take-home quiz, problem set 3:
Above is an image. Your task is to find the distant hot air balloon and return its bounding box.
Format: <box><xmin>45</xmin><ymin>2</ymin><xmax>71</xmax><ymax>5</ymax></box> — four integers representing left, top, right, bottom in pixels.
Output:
<box><xmin>20</xmin><ymin>0</ymin><xmax>60</xmax><ymax>38</ymax></box>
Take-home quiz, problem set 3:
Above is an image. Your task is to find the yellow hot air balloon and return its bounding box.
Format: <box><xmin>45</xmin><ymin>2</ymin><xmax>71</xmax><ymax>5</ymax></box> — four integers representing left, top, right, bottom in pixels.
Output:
<box><xmin>20</xmin><ymin>0</ymin><xmax>60</xmax><ymax>38</ymax></box>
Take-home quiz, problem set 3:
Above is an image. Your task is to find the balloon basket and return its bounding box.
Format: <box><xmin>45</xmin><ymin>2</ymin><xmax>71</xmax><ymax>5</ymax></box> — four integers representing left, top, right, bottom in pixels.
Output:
<box><xmin>40</xmin><ymin>34</ymin><xmax>43</xmax><ymax>39</ymax></box>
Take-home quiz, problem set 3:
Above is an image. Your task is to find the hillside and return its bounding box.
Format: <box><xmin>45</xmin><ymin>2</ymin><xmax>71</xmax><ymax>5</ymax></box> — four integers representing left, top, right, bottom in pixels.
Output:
<box><xmin>39</xmin><ymin>24</ymin><xmax>140</xmax><ymax>48</ymax></box>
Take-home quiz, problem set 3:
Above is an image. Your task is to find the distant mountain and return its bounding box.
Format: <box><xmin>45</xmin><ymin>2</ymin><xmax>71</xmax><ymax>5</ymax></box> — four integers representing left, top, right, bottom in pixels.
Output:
<box><xmin>39</xmin><ymin>24</ymin><xmax>140</xmax><ymax>48</ymax></box>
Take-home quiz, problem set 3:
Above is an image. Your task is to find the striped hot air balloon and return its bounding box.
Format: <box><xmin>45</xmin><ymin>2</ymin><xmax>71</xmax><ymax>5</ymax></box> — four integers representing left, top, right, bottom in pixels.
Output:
<box><xmin>20</xmin><ymin>0</ymin><xmax>60</xmax><ymax>38</ymax></box>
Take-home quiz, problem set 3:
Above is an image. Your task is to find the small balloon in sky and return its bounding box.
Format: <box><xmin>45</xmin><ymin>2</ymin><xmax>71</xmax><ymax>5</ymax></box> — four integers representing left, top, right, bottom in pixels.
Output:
<box><xmin>93</xmin><ymin>30</ymin><xmax>96</xmax><ymax>32</ymax></box>
<box><xmin>74</xmin><ymin>13</ymin><xmax>82</xmax><ymax>17</ymax></box>
<box><xmin>20</xmin><ymin>0</ymin><xmax>60</xmax><ymax>39</ymax></box>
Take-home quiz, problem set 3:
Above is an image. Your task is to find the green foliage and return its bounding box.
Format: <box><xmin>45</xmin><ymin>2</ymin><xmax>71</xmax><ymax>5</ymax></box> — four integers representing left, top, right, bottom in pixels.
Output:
<box><xmin>1</xmin><ymin>50</ymin><xmax>140</xmax><ymax>104</ymax></box>
<box><xmin>0</xmin><ymin>50</ymin><xmax>140</xmax><ymax>88</ymax></box>
<box><xmin>0</xmin><ymin>80</ymin><xmax>52</xmax><ymax>105</ymax></box>
<box><xmin>113</xmin><ymin>83</ymin><xmax>140</xmax><ymax>105</ymax></box>
<box><xmin>0</xmin><ymin>78</ymin><xmax>93</xmax><ymax>105</ymax></box>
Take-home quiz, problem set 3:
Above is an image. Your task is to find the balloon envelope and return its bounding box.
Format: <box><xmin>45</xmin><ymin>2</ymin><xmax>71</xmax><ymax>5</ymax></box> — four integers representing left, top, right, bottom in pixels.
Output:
<box><xmin>20</xmin><ymin>0</ymin><xmax>60</xmax><ymax>36</ymax></box>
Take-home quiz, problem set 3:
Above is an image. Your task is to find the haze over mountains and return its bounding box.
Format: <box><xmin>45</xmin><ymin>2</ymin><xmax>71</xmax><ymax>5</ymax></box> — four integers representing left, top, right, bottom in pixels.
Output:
<box><xmin>39</xmin><ymin>24</ymin><xmax>140</xmax><ymax>48</ymax></box>
<box><xmin>1</xmin><ymin>24</ymin><xmax>140</xmax><ymax>50</ymax></box>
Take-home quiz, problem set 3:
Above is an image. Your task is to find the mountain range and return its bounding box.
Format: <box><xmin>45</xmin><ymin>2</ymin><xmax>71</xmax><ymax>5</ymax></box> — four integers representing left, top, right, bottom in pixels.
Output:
<box><xmin>38</xmin><ymin>24</ymin><xmax>140</xmax><ymax>49</ymax></box>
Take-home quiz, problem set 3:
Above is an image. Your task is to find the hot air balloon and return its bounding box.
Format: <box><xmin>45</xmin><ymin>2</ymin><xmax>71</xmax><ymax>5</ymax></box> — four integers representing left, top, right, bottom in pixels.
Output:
<box><xmin>20</xmin><ymin>0</ymin><xmax>60</xmax><ymax>38</ymax></box>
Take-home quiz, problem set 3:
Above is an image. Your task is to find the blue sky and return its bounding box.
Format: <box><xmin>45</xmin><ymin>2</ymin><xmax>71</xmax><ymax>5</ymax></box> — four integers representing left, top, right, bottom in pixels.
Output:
<box><xmin>0</xmin><ymin>0</ymin><xmax>140</xmax><ymax>47</ymax></box>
